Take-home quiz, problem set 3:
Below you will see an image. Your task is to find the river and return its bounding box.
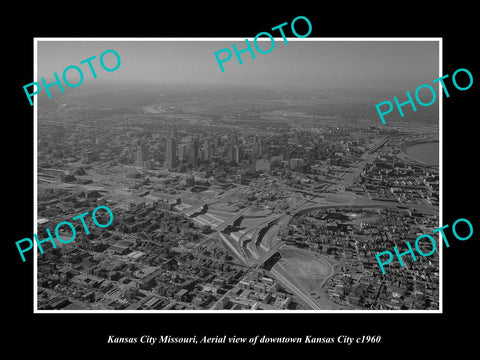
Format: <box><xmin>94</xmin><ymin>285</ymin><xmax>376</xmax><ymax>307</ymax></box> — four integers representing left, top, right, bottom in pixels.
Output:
<box><xmin>405</xmin><ymin>142</ymin><xmax>439</xmax><ymax>166</ymax></box>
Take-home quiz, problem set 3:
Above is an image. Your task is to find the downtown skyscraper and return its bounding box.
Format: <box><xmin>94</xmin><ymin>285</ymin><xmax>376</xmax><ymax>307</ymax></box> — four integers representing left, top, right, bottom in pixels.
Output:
<box><xmin>165</xmin><ymin>124</ymin><xmax>178</xmax><ymax>169</ymax></box>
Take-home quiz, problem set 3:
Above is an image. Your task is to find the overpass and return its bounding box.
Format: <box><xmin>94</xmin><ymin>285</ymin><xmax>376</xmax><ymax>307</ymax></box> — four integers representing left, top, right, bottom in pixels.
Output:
<box><xmin>215</xmin><ymin>207</ymin><xmax>252</xmax><ymax>232</ymax></box>
<box><xmin>368</xmin><ymin>138</ymin><xmax>389</xmax><ymax>153</ymax></box>
<box><xmin>216</xmin><ymin>212</ymin><xmax>287</xmax><ymax>267</ymax></box>
<box><xmin>218</xmin><ymin>232</ymin><xmax>249</xmax><ymax>266</ymax></box>
<box><xmin>254</xmin><ymin>240</ymin><xmax>284</xmax><ymax>267</ymax></box>
<box><xmin>244</xmin><ymin>217</ymin><xmax>286</xmax><ymax>267</ymax></box>
<box><xmin>237</xmin><ymin>199</ymin><xmax>406</xmax><ymax>268</ymax></box>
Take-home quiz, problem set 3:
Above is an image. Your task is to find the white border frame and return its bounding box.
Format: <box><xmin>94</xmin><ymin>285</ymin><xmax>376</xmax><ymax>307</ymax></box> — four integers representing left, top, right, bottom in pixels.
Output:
<box><xmin>33</xmin><ymin>37</ymin><xmax>443</xmax><ymax>314</ymax></box>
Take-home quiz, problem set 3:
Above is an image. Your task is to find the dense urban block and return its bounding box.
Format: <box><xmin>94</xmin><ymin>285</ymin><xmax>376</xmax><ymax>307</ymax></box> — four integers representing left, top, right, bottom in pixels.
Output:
<box><xmin>36</xmin><ymin>83</ymin><xmax>439</xmax><ymax>311</ymax></box>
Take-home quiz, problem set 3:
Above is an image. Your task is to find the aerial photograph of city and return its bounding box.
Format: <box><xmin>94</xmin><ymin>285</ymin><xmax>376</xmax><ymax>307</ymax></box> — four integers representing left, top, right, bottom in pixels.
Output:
<box><xmin>34</xmin><ymin>39</ymin><xmax>440</xmax><ymax>311</ymax></box>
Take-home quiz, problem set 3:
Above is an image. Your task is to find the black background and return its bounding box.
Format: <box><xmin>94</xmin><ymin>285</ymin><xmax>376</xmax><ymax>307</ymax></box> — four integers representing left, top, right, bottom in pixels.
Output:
<box><xmin>5</xmin><ymin>4</ymin><xmax>478</xmax><ymax>356</ymax></box>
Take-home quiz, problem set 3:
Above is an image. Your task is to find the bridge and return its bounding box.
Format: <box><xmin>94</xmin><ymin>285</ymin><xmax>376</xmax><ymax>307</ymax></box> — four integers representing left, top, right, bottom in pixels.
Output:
<box><xmin>220</xmin><ymin>213</ymin><xmax>288</xmax><ymax>267</ymax></box>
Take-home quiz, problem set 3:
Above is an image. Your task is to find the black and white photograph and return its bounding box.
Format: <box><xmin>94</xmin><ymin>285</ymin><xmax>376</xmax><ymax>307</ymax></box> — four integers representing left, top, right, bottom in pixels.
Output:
<box><xmin>5</xmin><ymin>5</ymin><xmax>478</xmax><ymax>356</ymax></box>
<box><xmin>34</xmin><ymin>39</ymin><xmax>441</xmax><ymax>312</ymax></box>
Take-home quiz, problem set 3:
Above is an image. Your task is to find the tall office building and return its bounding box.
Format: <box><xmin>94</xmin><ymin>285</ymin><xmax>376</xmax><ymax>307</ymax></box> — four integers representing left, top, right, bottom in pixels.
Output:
<box><xmin>188</xmin><ymin>138</ymin><xmax>199</xmax><ymax>166</ymax></box>
<box><xmin>170</xmin><ymin>124</ymin><xmax>178</xmax><ymax>140</ymax></box>
<box><xmin>201</xmin><ymin>141</ymin><xmax>210</xmax><ymax>161</ymax></box>
<box><xmin>225</xmin><ymin>141</ymin><xmax>235</xmax><ymax>163</ymax></box>
<box><xmin>178</xmin><ymin>143</ymin><xmax>188</xmax><ymax>162</ymax></box>
<box><xmin>165</xmin><ymin>138</ymin><xmax>177</xmax><ymax>169</ymax></box>
<box><xmin>136</xmin><ymin>143</ymin><xmax>149</xmax><ymax>162</ymax></box>
<box><xmin>253</xmin><ymin>136</ymin><xmax>263</xmax><ymax>157</ymax></box>
<box><xmin>233</xmin><ymin>145</ymin><xmax>243</xmax><ymax>164</ymax></box>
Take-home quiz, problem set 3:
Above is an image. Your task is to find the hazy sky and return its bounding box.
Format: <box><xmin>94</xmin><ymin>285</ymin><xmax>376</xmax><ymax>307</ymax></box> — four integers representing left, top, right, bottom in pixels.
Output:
<box><xmin>37</xmin><ymin>39</ymin><xmax>439</xmax><ymax>91</ymax></box>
